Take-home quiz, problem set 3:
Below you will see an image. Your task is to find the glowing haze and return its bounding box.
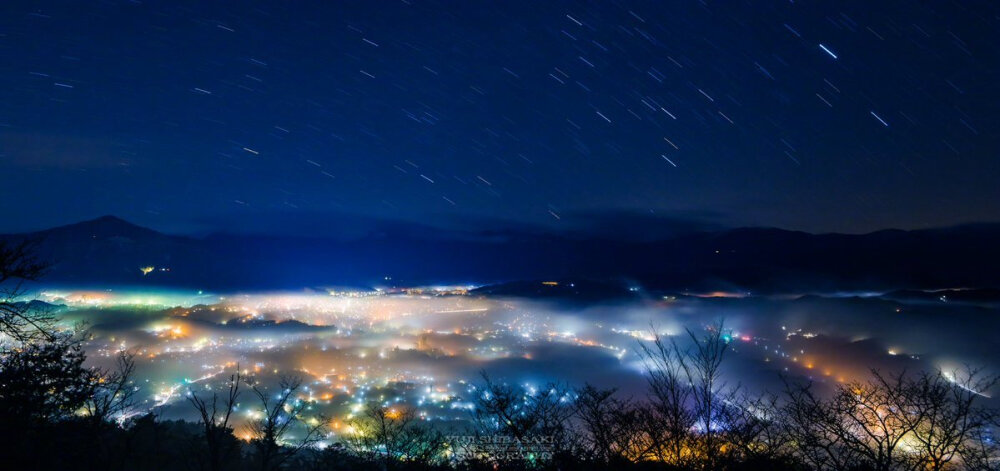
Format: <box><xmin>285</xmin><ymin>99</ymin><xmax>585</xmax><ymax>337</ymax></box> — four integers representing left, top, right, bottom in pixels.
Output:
<box><xmin>36</xmin><ymin>285</ymin><xmax>999</xmax><ymax>441</ymax></box>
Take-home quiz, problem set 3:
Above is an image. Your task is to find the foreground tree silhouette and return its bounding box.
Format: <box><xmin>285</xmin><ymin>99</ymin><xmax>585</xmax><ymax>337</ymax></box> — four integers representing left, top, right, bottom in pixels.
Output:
<box><xmin>245</xmin><ymin>376</ymin><xmax>328</xmax><ymax>471</ymax></box>
<box><xmin>344</xmin><ymin>403</ymin><xmax>446</xmax><ymax>469</ymax></box>
<box><xmin>573</xmin><ymin>384</ymin><xmax>652</xmax><ymax>464</ymax></box>
<box><xmin>468</xmin><ymin>372</ymin><xmax>576</xmax><ymax>465</ymax></box>
<box><xmin>0</xmin><ymin>241</ymin><xmax>149</xmax><ymax>470</ymax></box>
<box><xmin>639</xmin><ymin>321</ymin><xmax>802</xmax><ymax>469</ymax></box>
<box><xmin>188</xmin><ymin>368</ymin><xmax>244</xmax><ymax>471</ymax></box>
<box><xmin>0</xmin><ymin>240</ymin><xmax>52</xmax><ymax>342</ymax></box>
<box><xmin>640</xmin><ymin>321</ymin><xmax>739</xmax><ymax>468</ymax></box>
<box><xmin>783</xmin><ymin>367</ymin><xmax>999</xmax><ymax>471</ymax></box>
<box><xmin>0</xmin><ymin>332</ymin><xmax>95</xmax><ymax>423</ymax></box>
<box><xmin>640</xmin><ymin>327</ymin><xmax>697</xmax><ymax>465</ymax></box>
<box><xmin>85</xmin><ymin>350</ymin><xmax>138</xmax><ymax>424</ymax></box>
<box><xmin>682</xmin><ymin>321</ymin><xmax>732</xmax><ymax>468</ymax></box>
<box><xmin>900</xmin><ymin>369</ymin><xmax>994</xmax><ymax>471</ymax></box>
<box><xmin>717</xmin><ymin>390</ymin><xmax>792</xmax><ymax>466</ymax></box>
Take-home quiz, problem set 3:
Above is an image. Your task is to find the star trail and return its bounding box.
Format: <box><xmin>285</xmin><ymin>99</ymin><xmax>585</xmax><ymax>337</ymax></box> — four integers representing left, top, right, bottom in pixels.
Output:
<box><xmin>1</xmin><ymin>0</ymin><xmax>998</xmax><ymax>234</ymax></box>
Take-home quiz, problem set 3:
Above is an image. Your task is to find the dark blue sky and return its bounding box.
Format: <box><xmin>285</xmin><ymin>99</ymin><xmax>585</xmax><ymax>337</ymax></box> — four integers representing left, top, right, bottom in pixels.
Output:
<box><xmin>1</xmin><ymin>0</ymin><xmax>998</xmax><ymax>235</ymax></box>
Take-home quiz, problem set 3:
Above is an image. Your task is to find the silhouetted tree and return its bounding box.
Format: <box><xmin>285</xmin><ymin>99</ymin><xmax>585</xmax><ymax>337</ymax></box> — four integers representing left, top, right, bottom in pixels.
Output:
<box><xmin>0</xmin><ymin>331</ymin><xmax>104</xmax><ymax>470</ymax></box>
<box><xmin>0</xmin><ymin>239</ymin><xmax>52</xmax><ymax>342</ymax></box>
<box><xmin>783</xmin><ymin>367</ymin><xmax>999</xmax><ymax>471</ymax></box>
<box><xmin>782</xmin><ymin>374</ymin><xmax>863</xmax><ymax>471</ymax></box>
<box><xmin>345</xmin><ymin>403</ymin><xmax>446</xmax><ymax>469</ymax></box>
<box><xmin>85</xmin><ymin>350</ymin><xmax>138</xmax><ymax>424</ymax></box>
<box><xmin>573</xmin><ymin>384</ymin><xmax>652</xmax><ymax>464</ymax></box>
<box><xmin>904</xmin><ymin>368</ymin><xmax>998</xmax><ymax>470</ymax></box>
<box><xmin>245</xmin><ymin>376</ymin><xmax>327</xmax><ymax>471</ymax></box>
<box><xmin>640</xmin><ymin>326</ymin><xmax>697</xmax><ymax>465</ymax></box>
<box><xmin>682</xmin><ymin>321</ymin><xmax>733</xmax><ymax>468</ymax></box>
<box><xmin>639</xmin><ymin>321</ymin><xmax>737</xmax><ymax>468</ymax></box>
<box><xmin>718</xmin><ymin>390</ymin><xmax>793</xmax><ymax>466</ymax></box>
<box><xmin>466</xmin><ymin>373</ymin><xmax>575</xmax><ymax>467</ymax></box>
<box><xmin>0</xmin><ymin>332</ymin><xmax>96</xmax><ymax>423</ymax></box>
<box><xmin>188</xmin><ymin>368</ymin><xmax>244</xmax><ymax>471</ymax></box>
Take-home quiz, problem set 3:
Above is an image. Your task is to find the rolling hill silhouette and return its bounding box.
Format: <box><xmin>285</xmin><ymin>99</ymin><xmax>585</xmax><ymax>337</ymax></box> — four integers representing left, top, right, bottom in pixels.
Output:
<box><xmin>4</xmin><ymin>215</ymin><xmax>998</xmax><ymax>293</ymax></box>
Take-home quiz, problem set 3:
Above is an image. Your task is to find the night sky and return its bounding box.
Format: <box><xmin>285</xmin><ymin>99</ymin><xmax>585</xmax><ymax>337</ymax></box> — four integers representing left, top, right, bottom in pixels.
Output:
<box><xmin>1</xmin><ymin>0</ymin><xmax>998</xmax><ymax>236</ymax></box>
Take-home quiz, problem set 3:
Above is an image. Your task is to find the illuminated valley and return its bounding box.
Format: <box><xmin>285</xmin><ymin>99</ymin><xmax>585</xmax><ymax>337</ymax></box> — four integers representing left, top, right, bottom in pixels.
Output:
<box><xmin>35</xmin><ymin>285</ymin><xmax>1000</xmax><ymax>446</ymax></box>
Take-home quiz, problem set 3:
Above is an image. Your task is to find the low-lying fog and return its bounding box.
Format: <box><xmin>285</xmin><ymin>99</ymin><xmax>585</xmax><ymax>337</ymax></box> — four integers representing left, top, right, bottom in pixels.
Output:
<box><xmin>34</xmin><ymin>287</ymin><xmax>1000</xmax><ymax>433</ymax></box>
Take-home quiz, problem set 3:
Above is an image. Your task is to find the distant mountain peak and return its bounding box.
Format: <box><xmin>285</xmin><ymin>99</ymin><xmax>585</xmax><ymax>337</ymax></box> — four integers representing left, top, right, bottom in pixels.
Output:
<box><xmin>39</xmin><ymin>215</ymin><xmax>163</xmax><ymax>239</ymax></box>
<box><xmin>92</xmin><ymin>215</ymin><xmax>130</xmax><ymax>223</ymax></box>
